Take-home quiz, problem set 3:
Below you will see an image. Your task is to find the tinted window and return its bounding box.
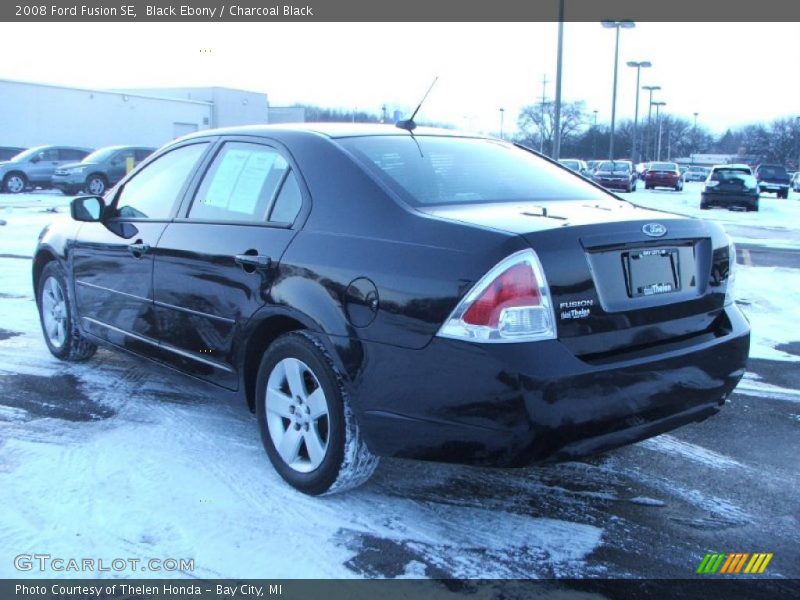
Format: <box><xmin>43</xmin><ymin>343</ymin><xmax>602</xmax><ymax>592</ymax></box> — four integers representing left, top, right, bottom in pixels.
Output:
<box><xmin>190</xmin><ymin>142</ymin><xmax>288</xmax><ymax>222</ymax></box>
<box><xmin>61</xmin><ymin>149</ymin><xmax>89</xmax><ymax>161</ymax></box>
<box><xmin>339</xmin><ymin>136</ymin><xmax>601</xmax><ymax>206</ymax></box>
<box><xmin>116</xmin><ymin>143</ymin><xmax>207</xmax><ymax>219</ymax></box>
<box><xmin>597</xmin><ymin>161</ymin><xmax>632</xmax><ymax>173</ymax></box>
<box><xmin>650</xmin><ymin>162</ymin><xmax>677</xmax><ymax>170</ymax></box>
<box><xmin>83</xmin><ymin>147</ymin><xmax>120</xmax><ymax>163</ymax></box>
<box><xmin>269</xmin><ymin>170</ymin><xmax>302</xmax><ymax>223</ymax></box>
<box><xmin>38</xmin><ymin>149</ymin><xmax>59</xmax><ymax>161</ymax></box>
<box><xmin>757</xmin><ymin>166</ymin><xmax>787</xmax><ymax>177</ymax></box>
<box><xmin>135</xmin><ymin>149</ymin><xmax>154</xmax><ymax>161</ymax></box>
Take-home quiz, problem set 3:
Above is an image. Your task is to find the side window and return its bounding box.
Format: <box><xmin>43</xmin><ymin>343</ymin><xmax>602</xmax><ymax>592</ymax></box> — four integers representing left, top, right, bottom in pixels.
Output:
<box><xmin>61</xmin><ymin>149</ymin><xmax>88</xmax><ymax>161</ymax></box>
<box><xmin>115</xmin><ymin>143</ymin><xmax>207</xmax><ymax>220</ymax></box>
<box><xmin>135</xmin><ymin>149</ymin><xmax>154</xmax><ymax>162</ymax></box>
<box><xmin>40</xmin><ymin>149</ymin><xmax>59</xmax><ymax>161</ymax></box>
<box><xmin>269</xmin><ymin>170</ymin><xmax>303</xmax><ymax>223</ymax></box>
<box><xmin>189</xmin><ymin>142</ymin><xmax>289</xmax><ymax>222</ymax></box>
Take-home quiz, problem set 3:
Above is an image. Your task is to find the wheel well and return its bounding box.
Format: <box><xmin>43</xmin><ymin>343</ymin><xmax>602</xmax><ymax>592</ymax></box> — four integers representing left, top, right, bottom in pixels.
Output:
<box><xmin>32</xmin><ymin>249</ymin><xmax>57</xmax><ymax>302</ymax></box>
<box><xmin>3</xmin><ymin>170</ymin><xmax>26</xmax><ymax>182</ymax></box>
<box><xmin>87</xmin><ymin>172</ymin><xmax>108</xmax><ymax>183</ymax></box>
<box><xmin>242</xmin><ymin>315</ymin><xmax>306</xmax><ymax>411</ymax></box>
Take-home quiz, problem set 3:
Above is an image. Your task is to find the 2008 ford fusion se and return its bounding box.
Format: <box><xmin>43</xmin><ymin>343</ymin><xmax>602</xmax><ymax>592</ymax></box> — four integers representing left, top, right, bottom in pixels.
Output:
<box><xmin>33</xmin><ymin>124</ymin><xmax>749</xmax><ymax>495</ymax></box>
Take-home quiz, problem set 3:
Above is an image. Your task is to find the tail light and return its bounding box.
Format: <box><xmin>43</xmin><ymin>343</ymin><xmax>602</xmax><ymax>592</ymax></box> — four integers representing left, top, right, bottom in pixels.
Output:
<box><xmin>437</xmin><ymin>249</ymin><xmax>556</xmax><ymax>343</ymax></box>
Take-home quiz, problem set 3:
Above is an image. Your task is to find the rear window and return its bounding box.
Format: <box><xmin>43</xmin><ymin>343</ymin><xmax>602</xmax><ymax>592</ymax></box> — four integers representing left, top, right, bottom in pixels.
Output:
<box><xmin>597</xmin><ymin>161</ymin><xmax>632</xmax><ymax>173</ymax></box>
<box><xmin>650</xmin><ymin>162</ymin><xmax>677</xmax><ymax>171</ymax></box>
<box><xmin>757</xmin><ymin>166</ymin><xmax>787</xmax><ymax>177</ymax></box>
<box><xmin>711</xmin><ymin>168</ymin><xmax>756</xmax><ymax>186</ymax></box>
<box><xmin>338</xmin><ymin>136</ymin><xmax>601</xmax><ymax>206</ymax></box>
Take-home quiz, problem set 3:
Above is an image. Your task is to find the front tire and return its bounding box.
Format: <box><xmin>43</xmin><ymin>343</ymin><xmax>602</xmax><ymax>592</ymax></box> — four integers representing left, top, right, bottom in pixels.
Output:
<box><xmin>37</xmin><ymin>262</ymin><xmax>97</xmax><ymax>361</ymax></box>
<box><xmin>3</xmin><ymin>172</ymin><xmax>27</xmax><ymax>194</ymax></box>
<box><xmin>256</xmin><ymin>331</ymin><xmax>378</xmax><ymax>495</ymax></box>
<box><xmin>85</xmin><ymin>174</ymin><xmax>107</xmax><ymax>196</ymax></box>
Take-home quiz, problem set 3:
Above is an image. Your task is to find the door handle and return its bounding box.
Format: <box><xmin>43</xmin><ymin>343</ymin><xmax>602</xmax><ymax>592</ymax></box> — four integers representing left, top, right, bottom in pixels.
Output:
<box><xmin>235</xmin><ymin>253</ymin><xmax>271</xmax><ymax>270</ymax></box>
<box><xmin>127</xmin><ymin>241</ymin><xmax>150</xmax><ymax>257</ymax></box>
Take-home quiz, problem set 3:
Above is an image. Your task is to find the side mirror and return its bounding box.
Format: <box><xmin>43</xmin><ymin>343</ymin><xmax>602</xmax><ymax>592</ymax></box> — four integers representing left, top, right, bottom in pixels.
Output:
<box><xmin>30</xmin><ymin>155</ymin><xmax>41</xmax><ymax>164</ymax></box>
<box><xmin>71</xmin><ymin>196</ymin><xmax>105</xmax><ymax>222</ymax></box>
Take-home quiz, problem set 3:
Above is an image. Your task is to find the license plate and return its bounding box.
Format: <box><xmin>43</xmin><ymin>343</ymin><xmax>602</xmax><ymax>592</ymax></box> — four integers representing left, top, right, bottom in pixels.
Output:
<box><xmin>623</xmin><ymin>248</ymin><xmax>680</xmax><ymax>298</ymax></box>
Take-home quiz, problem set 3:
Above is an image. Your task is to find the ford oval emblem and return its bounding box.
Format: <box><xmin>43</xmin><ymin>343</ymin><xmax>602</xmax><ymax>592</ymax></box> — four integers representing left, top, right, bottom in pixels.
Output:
<box><xmin>642</xmin><ymin>223</ymin><xmax>667</xmax><ymax>237</ymax></box>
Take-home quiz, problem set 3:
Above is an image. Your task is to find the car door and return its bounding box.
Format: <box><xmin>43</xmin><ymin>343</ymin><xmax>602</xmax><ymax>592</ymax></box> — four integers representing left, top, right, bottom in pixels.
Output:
<box><xmin>71</xmin><ymin>141</ymin><xmax>210</xmax><ymax>355</ymax></box>
<box><xmin>152</xmin><ymin>138</ymin><xmax>304</xmax><ymax>389</ymax></box>
<box><xmin>27</xmin><ymin>148</ymin><xmax>61</xmax><ymax>185</ymax></box>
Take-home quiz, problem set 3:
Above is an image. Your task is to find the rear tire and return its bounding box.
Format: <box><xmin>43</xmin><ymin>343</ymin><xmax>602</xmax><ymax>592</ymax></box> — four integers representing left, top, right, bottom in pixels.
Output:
<box><xmin>2</xmin><ymin>172</ymin><xmax>27</xmax><ymax>194</ymax></box>
<box><xmin>256</xmin><ymin>331</ymin><xmax>378</xmax><ymax>495</ymax></box>
<box><xmin>37</xmin><ymin>262</ymin><xmax>97</xmax><ymax>361</ymax></box>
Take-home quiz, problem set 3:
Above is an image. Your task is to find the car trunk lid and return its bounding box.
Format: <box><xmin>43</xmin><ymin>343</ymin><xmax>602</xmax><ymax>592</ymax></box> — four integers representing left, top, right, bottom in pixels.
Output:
<box><xmin>421</xmin><ymin>199</ymin><xmax>732</xmax><ymax>361</ymax></box>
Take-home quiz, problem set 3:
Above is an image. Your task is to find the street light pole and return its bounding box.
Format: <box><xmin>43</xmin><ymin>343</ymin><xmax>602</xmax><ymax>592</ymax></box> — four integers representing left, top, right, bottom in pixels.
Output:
<box><xmin>601</xmin><ymin>20</ymin><xmax>635</xmax><ymax>161</ymax></box>
<box><xmin>626</xmin><ymin>61</ymin><xmax>651</xmax><ymax>163</ymax></box>
<box><xmin>652</xmin><ymin>101</ymin><xmax>666</xmax><ymax>160</ymax></box>
<box><xmin>641</xmin><ymin>85</ymin><xmax>660</xmax><ymax>162</ymax></box>
<box><xmin>552</xmin><ymin>0</ymin><xmax>565</xmax><ymax>160</ymax></box>
<box><xmin>499</xmin><ymin>107</ymin><xmax>505</xmax><ymax>140</ymax></box>
<box><xmin>592</xmin><ymin>110</ymin><xmax>598</xmax><ymax>158</ymax></box>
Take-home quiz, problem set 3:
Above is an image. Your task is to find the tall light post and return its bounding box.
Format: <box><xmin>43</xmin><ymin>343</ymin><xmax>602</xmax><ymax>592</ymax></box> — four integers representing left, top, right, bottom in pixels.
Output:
<box><xmin>795</xmin><ymin>115</ymin><xmax>800</xmax><ymax>172</ymax></box>
<box><xmin>601</xmin><ymin>20</ymin><xmax>635</xmax><ymax>160</ymax></box>
<box><xmin>499</xmin><ymin>107</ymin><xmax>505</xmax><ymax>140</ymax></box>
<box><xmin>652</xmin><ymin>100</ymin><xmax>667</xmax><ymax>160</ymax></box>
<box><xmin>642</xmin><ymin>85</ymin><xmax>660</xmax><ymax>162</ymax></box>
<box><xmin>552</xmin><ymin>0</ymin><xmax>565</xmax><ymax>160</ymax></box>
<box><xmin>692</xmin><ymin>112</ymin><xmax>699</xmax><ymax>162</ymax></box>
<box><xmin>626</xmin><ymin>60</ymin><xmax>651</xmax><ymax>163</ymax></box>
<box><xmin>592</xmin><ymin>110</ymin><xmax>598</xmax><ymax>158</ymax></box>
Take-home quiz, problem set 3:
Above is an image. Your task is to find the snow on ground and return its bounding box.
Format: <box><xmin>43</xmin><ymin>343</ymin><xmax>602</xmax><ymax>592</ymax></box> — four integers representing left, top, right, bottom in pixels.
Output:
<box><xmin>0</xmin><ymin>188</ymin><xmax>798</xmax><ymax>579</ymax></box>
<box><xmin>629</xmin><ymin>181</ymin><xmax>800</xmax><ymax>240</ymax></box>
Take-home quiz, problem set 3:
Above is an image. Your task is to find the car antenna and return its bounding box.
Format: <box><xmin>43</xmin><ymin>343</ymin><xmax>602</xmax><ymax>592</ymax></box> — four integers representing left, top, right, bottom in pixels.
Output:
<box><xmin>395</xmin><ymin>76</ymin><xmax>438</xmax><ymax>132</ymax></box>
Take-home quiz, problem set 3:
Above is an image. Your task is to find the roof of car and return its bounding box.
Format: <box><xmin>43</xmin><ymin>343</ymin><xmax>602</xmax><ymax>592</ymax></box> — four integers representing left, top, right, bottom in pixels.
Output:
<box><xmin>182</xmin><ymin>122</ymin><xmax>479</xmax><ymax>141</ymax></box>
<box><xmin>712</xmin><ymin>163</ymin><xmax>751</xmax><ymax>170</ymax></box>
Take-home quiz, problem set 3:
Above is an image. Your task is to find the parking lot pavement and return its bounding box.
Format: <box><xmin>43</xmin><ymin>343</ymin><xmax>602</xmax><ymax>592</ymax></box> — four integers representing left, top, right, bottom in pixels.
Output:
<box><xmin>0</xmin><ymin>191</ymin><xmax>798</xmax><ymax>579</ymax></box>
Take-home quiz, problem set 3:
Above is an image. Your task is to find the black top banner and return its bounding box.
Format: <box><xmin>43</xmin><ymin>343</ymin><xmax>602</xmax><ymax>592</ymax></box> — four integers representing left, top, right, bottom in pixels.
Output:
<box><xmin>3</xmin><ymin>0</ymin><xmax>800</xmax><ymax>21</ymax></box>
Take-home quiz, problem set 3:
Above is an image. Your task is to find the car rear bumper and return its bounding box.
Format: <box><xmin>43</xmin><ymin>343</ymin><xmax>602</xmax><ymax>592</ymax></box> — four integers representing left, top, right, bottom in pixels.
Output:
<box><xmin>646</xmin><ymin>177</ymin><xmax>680</xmax><ymax>187</ymax></box>
<box><xmin>701</xmin><ymin>192</ymin><xmax>759</xmax><ymax>208</ymax></box>
<box><xmin>353</xmin><ymin>304</ymin><xmax>750</xmax><ymax>466</ymax></box>
<box><xmin>593</xmin><ymin>179</ymin><xmax>630</xmax><ymax>190</ymax></box>
<box><xmin>758</xmin><ymin>183</ymin><xmax>789</xmax><ymax>192</ymax></box>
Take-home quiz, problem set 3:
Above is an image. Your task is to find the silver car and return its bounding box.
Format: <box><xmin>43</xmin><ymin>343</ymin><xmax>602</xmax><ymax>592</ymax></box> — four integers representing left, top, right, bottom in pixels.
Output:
<box><xmin>0</xmin><ymin>146</ymin><xmax>92</xmax><ymax>194</ymax></box>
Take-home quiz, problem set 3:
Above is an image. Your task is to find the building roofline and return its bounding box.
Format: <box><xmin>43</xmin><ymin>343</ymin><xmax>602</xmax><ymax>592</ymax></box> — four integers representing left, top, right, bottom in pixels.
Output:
<box><xmin>0</xmin><ymin>77</ymin><xmax>213</xmax><ymax>106</ymax></box>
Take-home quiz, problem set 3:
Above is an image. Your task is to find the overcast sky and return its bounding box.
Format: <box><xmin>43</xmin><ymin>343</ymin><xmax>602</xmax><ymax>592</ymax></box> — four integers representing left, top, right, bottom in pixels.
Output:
<box><xmin>0</xmin><ymin>22</ymin><xmax>797</xmax><ymax>135</ymax></box>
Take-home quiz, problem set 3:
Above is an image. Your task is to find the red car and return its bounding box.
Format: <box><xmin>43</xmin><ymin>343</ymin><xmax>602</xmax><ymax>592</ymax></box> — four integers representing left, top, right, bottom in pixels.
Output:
<box><xmin>645</xmin><ymin>162</ymin><xmax>684</xmax><ymax>191</ymax></box>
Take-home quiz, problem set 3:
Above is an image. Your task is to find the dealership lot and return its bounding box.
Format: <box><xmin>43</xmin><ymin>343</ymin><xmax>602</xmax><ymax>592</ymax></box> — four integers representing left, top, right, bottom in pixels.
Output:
<box><xmin>0</xmin><ymin>183</ymin><xmax>798</xmax><ymax>579</ymax></box>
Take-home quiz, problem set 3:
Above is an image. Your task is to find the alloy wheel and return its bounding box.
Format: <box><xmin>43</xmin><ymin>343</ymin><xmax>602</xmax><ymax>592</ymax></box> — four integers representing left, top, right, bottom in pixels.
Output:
<box><xmin>41</xmin><ymin>276</ymin><xmax>67</xmax><ymax>349</ymax></box>
<box><xmin>265</xmin><ymin>357</ymin><xmax>330</xmax><ymax>473</ymax></box>
<box><xmin>6</xmin><ymin>175</ymin><xmax>25</xmax><ymax>193</ymax></box>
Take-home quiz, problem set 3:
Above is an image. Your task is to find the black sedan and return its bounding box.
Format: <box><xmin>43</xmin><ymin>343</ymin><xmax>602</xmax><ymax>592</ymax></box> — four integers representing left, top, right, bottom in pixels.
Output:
<box><xmin>33</xmin><ymin>125</ymin><xmax>749</xmax><ymax>495</ymax></box>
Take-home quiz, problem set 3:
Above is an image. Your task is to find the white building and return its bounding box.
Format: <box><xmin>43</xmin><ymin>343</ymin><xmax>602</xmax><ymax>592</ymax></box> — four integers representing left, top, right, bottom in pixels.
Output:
<box><xmin>0</xmin><ymin>79</ymin><xmax>305</xmax><ymax>150</ymax></box>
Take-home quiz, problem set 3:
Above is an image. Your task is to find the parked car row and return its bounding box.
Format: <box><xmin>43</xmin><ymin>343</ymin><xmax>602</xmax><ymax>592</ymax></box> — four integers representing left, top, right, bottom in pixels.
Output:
<box><xmin>0</xmin><ymin>144</ymin><xmax>155</xmax><ymax>195</ymax></box>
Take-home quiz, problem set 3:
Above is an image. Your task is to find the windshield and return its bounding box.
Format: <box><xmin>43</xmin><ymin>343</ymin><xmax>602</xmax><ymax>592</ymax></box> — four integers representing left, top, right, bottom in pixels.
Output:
<box><xmin>597</xmin><ymin>161</ymin><xmax>631</xmax><ymax>173</ymax></box>
<box><xmin>82</xmin><ymin>147</ymin><xmax>123</xmax><ymax>163</ymax></box>
<box><xmin>559</xmin><ymin>160</ymin><xmax>580</xmax><ymax>170</ymax></box>
<box><xmin>338</xmin><ymin>136</ymin><xmax>603</xmax><ymax>206</ymax></box>
<box><xmin>8</xmin><ymin>146</ymin><xmax>47</xmax><ymax>162</ymax></box>
<box><xmin>650</xmin><ymin>162</ymin><xmax>677</xmax><ymax>170</ymax></box>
